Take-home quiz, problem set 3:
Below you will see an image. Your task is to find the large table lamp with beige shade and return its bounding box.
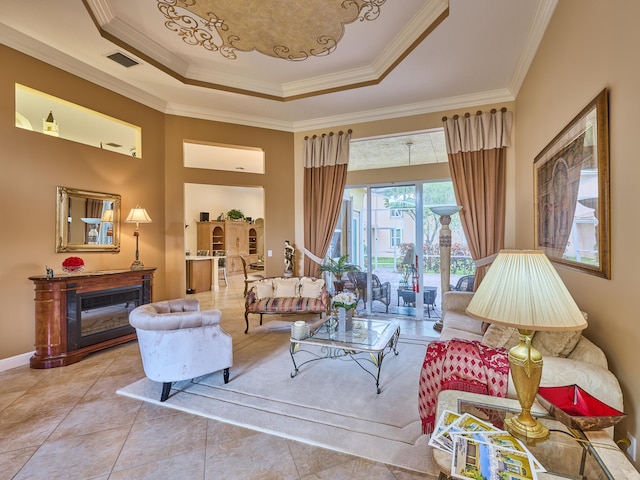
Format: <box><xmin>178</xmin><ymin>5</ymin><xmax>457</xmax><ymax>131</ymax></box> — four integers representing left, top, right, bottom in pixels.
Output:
<box><xmin>465</xmin><ymin>250</ymin><xmax>587</xmax><ymax>442</ymax></box>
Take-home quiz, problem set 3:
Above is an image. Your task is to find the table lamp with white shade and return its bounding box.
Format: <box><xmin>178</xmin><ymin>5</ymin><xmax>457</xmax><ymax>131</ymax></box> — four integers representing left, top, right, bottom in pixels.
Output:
<box><xmin>125</xmin><ymin>206</ymin><xmax>152</xmax><ymax>271</ymax></box>
<box><xmin>465</xmin><ymin>249</ymin><xmax>587</xmax><ymax>442</ymax></box>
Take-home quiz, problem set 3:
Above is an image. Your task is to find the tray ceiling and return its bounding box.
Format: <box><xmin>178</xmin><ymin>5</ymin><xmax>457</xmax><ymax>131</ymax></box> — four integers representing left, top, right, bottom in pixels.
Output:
<box><xmin>0</xmin><ymin>0</ymin><xmax>557</xmax><ymax>130</ymax></box>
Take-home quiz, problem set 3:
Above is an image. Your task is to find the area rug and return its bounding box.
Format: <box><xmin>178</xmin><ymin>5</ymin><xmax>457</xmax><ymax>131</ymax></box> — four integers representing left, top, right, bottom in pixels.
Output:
<box><xmin>117</xmin><ymin>319</ymin><xmax>440</xmax><ymax>475</ymax></box>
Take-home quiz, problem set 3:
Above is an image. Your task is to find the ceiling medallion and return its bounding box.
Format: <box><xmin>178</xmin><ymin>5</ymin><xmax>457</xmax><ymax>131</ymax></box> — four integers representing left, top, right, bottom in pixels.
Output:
<box><xmin>157</xmin><ymin>0</ymin><xmax>386</xmax><ymax>61</ymax></box>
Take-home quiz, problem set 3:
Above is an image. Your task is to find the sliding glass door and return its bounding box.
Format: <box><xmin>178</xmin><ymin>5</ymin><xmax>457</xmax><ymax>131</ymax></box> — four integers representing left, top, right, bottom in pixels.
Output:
<box><xmin>330</xmin><ymin>181</ymin><xmax>472</xmax><ymax>319</ymax></box>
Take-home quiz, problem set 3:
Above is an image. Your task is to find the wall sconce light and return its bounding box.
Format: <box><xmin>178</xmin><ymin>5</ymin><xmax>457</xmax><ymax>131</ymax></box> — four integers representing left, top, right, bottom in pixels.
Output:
<box><xmin>42</xmin><ymin>110</ymin><xmax>59</xmax><ymax>137</ymax></box>
<box><xmin>125</xmin><ymin>205</ymin><xmax>152</xmax><ymax>270</ymax></box>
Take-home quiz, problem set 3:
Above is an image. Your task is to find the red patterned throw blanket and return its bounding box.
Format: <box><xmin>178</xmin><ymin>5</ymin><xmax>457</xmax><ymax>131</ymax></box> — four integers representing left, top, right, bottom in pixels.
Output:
<box><xmin>418</xmin><ymin>338</ymin><xmax>509</xmax><ymax>434</ymax></box>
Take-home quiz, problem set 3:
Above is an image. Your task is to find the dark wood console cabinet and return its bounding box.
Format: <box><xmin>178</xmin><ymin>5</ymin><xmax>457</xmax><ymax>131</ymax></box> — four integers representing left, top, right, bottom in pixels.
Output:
<box><xmin>28</xmin><ymin>268</ymin><xmax>155</xmax><ymax>369</ymax></box>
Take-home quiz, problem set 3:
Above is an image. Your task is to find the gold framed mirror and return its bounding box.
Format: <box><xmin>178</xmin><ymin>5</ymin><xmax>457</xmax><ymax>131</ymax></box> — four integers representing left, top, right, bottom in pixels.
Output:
<box><xmin>56</xmin><ymin>186</ymin><xmax>121</xmax><ymax>253</ymax></box>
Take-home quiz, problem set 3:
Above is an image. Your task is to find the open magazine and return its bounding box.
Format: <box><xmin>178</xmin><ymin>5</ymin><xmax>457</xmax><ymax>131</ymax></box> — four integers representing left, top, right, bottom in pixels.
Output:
<box><xmin>430</xmin><ymin>410</ymin><xmax>545</xmax><ymax>479</ymax></box>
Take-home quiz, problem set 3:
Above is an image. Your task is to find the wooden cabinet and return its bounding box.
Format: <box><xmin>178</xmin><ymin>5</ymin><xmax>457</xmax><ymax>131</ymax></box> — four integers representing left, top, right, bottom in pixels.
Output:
<box><xmin>225</xmin><ymin>222</ymin><xmax>247</xmax><ymax>257</ymax></box>
<box><xmin>197</xmin><ymin>221</ymin><xmax>261</xmax><ymax>274</ymax></box>
<box><xmin>197</xmin><ymin>221</ymin><xmax>225</xmax><ymax>254</ymax></box>
<box><xmin>186</xmin><ymin>258</ymin><xmax>212</xmax><ymax>293</ymax></box>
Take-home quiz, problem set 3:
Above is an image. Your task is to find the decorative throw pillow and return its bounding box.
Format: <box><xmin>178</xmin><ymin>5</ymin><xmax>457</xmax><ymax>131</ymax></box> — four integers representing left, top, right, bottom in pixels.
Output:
<box><xmin>299</xmin><ymin>277</ymin><xmax>325</xmax><ymax>298</ymax></box>
<box><xmin>532</xmin><ymin>330</ymin><xmax>582</xmax><ymax>358</ymax></box>
<box><xmin>273</xmin><ymin>278</ymin><xmax>299</xmax><ymax>297</ymax></box>
<box><xmin>253</xmin><ymin>280</ymin><xmax>273</xmax><ymax>300</ymax></box>
<box><xmin>482</xmin><ymin>324</ymin><xmax>525</xmax><ymax>350</ymax></box>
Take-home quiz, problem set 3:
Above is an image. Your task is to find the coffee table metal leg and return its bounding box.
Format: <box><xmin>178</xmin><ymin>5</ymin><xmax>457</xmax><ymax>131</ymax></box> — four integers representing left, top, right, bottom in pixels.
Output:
<box><xmin>289</xmin><ymin>341</ymin><xmax>300</xmax><ymax>378</ymax></box>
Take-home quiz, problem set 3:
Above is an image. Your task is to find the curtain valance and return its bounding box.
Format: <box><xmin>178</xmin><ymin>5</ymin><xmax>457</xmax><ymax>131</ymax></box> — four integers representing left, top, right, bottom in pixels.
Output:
<box><xmin>443</xmin><ymin>108</ymin><xmax>512</xmax><ymax>154</ymax></box>
<box><xmin>304</xmin><ymin>130</ymin><xmax>351</xmax><ymax>168</ymax></box>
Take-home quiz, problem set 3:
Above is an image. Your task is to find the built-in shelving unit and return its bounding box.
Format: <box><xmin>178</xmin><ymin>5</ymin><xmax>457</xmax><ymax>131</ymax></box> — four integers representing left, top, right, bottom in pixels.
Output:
<box><xmin>249</xmin><ymin>227</ymin><xmax>258</xmax><ymax>255</ymax></box>
<box><xmin>197</xmin><ymin>221</ymin><xmax>261</xmax><ymax>274</ymax></box>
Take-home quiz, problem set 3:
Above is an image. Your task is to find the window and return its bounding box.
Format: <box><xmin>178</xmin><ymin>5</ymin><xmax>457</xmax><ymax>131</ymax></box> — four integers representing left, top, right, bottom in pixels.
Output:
<box><xmin>390</xmin><ymin>209</ymin><xmax>402</xmax><ymax>218</ymax></box>
<box><xmin>391</xmin><ymin>228</ymin><xmax>402</xmax><ymax>247</ymax></box>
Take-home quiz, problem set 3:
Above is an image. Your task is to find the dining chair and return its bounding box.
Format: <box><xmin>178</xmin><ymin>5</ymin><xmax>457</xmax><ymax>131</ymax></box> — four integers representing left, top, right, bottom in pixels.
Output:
<box><xmin>214</xmin><ymin>250</ymin><xmax>228</xmax><ymax>287</ymax></box>
<box><xmin>240</xmin><ymin>255</ymin><xmax>264</xmax><ymax>295</ymax></box>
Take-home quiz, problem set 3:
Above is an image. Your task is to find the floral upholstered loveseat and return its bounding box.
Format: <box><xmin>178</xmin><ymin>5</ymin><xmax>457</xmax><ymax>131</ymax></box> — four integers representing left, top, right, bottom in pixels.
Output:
<box><xmin>244</xmin><ymin>276</ymin><xmax>329</xmax><ymax>333</ymax></box>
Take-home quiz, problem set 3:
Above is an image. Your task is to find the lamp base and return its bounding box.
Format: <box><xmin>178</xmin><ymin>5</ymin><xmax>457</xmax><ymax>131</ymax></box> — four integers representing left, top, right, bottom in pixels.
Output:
<box><xmin>505</xmin><ymin>414</ymin><xmax>549</xmax><ymax>443</ymax></box>
<box><xmin>507</xmin><ymin>329</ymin><xmax>548</xmax><ymax>443</ymax></box>
<box><xmin>130</xmin><ymin>260</ymin><xmax>145</xmax><ymax>271</ymax></box>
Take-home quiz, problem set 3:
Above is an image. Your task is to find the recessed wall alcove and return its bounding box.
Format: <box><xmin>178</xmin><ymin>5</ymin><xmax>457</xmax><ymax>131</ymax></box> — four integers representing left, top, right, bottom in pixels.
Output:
<box><xmin>184</xmin><ymin>183</ymin><xmax>265</xmax><ymax>259</ymax></box>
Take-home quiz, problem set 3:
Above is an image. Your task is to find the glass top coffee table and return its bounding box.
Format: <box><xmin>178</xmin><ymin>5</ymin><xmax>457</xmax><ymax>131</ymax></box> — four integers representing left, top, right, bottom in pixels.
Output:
<box><xmin>433</xmin><ymin>390</ymin><xmax>639</xmax><ymax>479</ymax></box>
<box><xmin>289</xmin><ymin>317</ymin><xmax>400</xmax><ymax>394</ymax></box>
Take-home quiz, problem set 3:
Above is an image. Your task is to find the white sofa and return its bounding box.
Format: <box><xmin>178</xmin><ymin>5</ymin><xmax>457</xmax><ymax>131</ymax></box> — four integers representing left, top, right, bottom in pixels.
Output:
<box><xmin>439</xmin><ymin>291</ymin><xmax>624</xmax><ymax>419</ymax></box>
<box><xmin>129</xmin><ymin>298</ymin><xmax>233</xmax><ymax>401</ymax></box>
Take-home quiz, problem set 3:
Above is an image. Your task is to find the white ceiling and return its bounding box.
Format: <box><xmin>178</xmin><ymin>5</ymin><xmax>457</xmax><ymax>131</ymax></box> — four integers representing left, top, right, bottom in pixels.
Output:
<box><xmin>0</xmin><ymin>0</ymin><xmax>557</xmax><ymax>132</ymax></box>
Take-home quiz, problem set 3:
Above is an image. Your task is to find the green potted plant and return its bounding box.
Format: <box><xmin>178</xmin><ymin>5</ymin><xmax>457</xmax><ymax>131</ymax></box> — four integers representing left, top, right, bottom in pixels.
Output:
<box><xmin>226</xmin><ymin>208</ymin><xmax>245</xmax><ymax>221</ymax></box>
<box><xmin>318</xmin><ymin>254</ymin><xmax>359</xmax><ymax>291</ymax></box>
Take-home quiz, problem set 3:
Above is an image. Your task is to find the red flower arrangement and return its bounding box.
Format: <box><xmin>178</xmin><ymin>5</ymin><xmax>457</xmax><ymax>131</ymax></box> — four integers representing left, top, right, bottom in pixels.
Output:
<box><xmin>62</xmin><ymin>256</ymin><xmax>85</xmax><ymax>273</ymax></box>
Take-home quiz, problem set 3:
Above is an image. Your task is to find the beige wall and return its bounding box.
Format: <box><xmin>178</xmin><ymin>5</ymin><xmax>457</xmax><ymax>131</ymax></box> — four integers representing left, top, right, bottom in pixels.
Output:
<box><xmin>163</xmin><ymin>116</ymin><xmax>293</xmax><ymax>299</ymax></box>
<box><xmin>0</xmin><ymin>45</ymin><xmax>167</xmax><ymax>360</ymax></box>
<box><xmin>515</xmin><ymin>0</ymin><xmax>640</xmax><ymax>457</ymax></box>
<box><xmin>0</xmin><ymin>45</ymin><xmax>295</xmax><ymax>361</ymax></box>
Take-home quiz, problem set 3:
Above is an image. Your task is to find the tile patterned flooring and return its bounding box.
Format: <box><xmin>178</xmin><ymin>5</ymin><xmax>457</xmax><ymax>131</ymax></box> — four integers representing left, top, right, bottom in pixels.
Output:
<box><xmin>1</xmin><ymin>275</ymin><xmax>440</xmax><ymax>480</ymax></box>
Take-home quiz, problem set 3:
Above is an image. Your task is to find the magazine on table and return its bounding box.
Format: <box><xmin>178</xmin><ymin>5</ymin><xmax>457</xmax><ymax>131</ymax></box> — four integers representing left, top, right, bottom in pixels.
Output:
<box><xmin>430</xmin><ymin>411</ymin><xmax>545</xmax><ymax>475</ymax></box>
<box><xmin>475</xmin><ymin>431</ymin><xmax>545</xmax><ymax>472</ymax></box>
<box><xmin>451</xmin><ymin>434</ymin><xmax>540</xmax><ymax>480</ymax></box>
<box><xmin>430</xmin><ymin>412</ymin><xmax>502</xmax><ymax>454</ymax></box>
<box><xmin>428</xmin><ymin>410</ymin><xmax>462</xmax><ymax>453</ymax></box>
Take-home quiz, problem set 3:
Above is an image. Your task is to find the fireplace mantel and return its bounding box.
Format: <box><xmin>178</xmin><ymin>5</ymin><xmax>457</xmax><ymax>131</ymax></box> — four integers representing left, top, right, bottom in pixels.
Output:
<box><xmin>28</xmin><ymin>268</ymin><xmax>155</xmax><ymax>368</ymax></box>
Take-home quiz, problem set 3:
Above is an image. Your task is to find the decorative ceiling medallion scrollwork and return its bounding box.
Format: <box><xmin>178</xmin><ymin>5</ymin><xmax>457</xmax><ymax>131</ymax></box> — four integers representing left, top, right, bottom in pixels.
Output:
<box><xmin>156</xmin><ymin>0</ymin><xmax>386</xmax><ymax>61</ymax></box>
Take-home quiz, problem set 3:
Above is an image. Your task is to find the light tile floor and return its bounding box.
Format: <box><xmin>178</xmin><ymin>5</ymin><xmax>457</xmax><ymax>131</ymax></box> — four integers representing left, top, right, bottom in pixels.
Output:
<box><xmin>1</xmin><ymin>275</ymin><xmax>440</xmax><ymax>480</ymax></box>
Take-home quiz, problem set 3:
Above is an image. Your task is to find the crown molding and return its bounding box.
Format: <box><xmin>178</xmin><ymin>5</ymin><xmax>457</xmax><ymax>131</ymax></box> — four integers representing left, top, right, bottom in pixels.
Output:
<box><xmin>165</xmin><ymin>103</ymin><xmax>296</xmax><ymax>132</ymax></box>
<box><xmin>83</xmin><ymin>0</ymin><xmax>114</xmax><ymax>25</ymax></box>
<box><xmin>163</xmin><ymin>89</ymin><xmax>516</xmax><ymax>134</ymax></box>
<box><xmin>509</xmin><ymin>0</ymin><xmax>558</xmax><ymax>96</ymax></box>
<box><xmin>289</xmin><ymin>89</ymin><xmax>516</xmax><ymax>132</ymax></box>
<box><xmin>370</xmin><ymin>0</ymin><xmax>448</xmax><ymax>77</ymax></box>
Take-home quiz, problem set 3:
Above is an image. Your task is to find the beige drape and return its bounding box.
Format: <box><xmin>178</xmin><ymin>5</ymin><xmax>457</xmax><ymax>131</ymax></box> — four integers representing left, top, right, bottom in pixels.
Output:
<box><xmin>443</xmin><ymin>108</ymin><xmax>512</xmax><ymax>286</ymax></box>
<box><xmin>303</xmin><ymin>130</ymin><xmax>351</xmax><ymax>277</ymax></box>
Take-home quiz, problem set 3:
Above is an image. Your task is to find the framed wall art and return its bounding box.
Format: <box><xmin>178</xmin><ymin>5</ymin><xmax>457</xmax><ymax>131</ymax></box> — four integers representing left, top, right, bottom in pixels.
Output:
<box><xmin>534</xmin><ymin>88</ymin><xmax>610</xmax><ymax>278</ymax></box>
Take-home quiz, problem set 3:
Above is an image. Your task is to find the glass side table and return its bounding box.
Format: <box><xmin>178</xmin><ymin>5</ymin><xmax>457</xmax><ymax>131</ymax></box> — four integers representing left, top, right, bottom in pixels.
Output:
<box><xmin>433</xmin><ymin>390</ymin><xmax>639</xmax><ymax>479</ymax></box>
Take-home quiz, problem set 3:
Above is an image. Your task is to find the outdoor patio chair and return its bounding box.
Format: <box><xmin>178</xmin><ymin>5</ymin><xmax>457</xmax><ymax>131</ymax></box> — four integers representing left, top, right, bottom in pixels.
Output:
<box><xmin>450</xmin><ymin>274</ymin><xmax>475</xmax><ymax>292</ymax></box>
<box><xmin>347</xmin><ymin>271</ymin><xmax>391</xmax><ymax>313</ymax></box>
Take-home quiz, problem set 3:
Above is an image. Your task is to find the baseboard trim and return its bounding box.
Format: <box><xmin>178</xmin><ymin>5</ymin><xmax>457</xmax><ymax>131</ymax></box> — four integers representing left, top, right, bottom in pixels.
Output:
<box><xmin>0</xmin><ymin>351</ymin><xmax>33</xmax><ymax>372</ymax></box>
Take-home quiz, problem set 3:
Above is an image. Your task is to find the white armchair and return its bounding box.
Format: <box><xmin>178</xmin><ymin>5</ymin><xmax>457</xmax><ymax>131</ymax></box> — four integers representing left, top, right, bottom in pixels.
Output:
<box><xmin>129</xmin><ymin>298</ymin><xmax>232</xmax><ymax>401</ymax></box>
